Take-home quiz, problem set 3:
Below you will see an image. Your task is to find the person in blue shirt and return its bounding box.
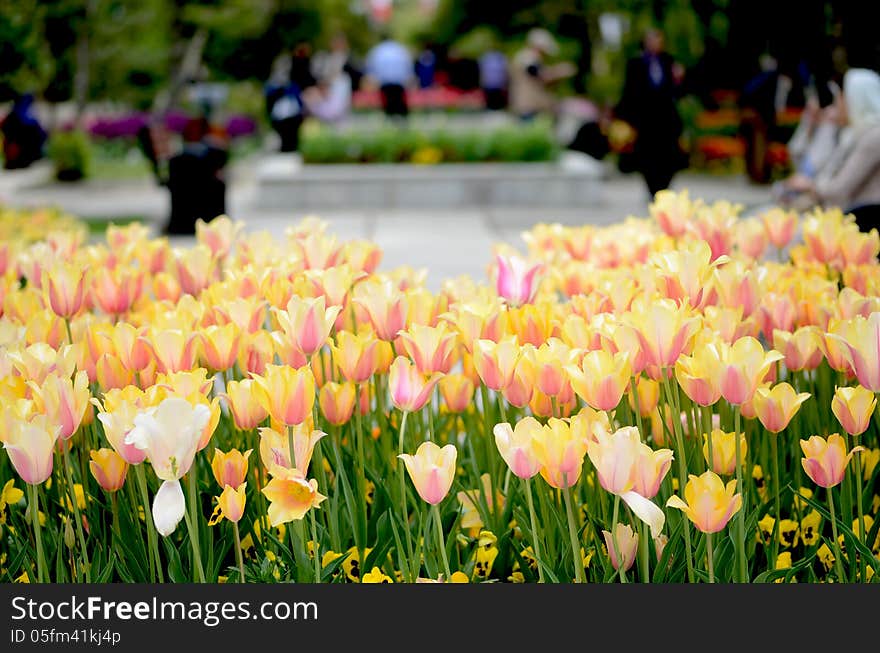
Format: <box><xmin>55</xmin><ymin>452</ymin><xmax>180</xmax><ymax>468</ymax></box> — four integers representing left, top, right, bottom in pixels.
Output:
<box><xmin>365</xmin><ymin>36</ymin><xmax>414</xmax><ymax>120</ymax></box>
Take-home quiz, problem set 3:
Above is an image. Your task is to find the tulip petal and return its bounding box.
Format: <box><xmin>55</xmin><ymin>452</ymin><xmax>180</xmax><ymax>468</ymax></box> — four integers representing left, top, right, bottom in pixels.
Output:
<box><xmin>621</xmin><ymin>490</ymin><xmax>665</xmax><ymax>539</ymax></box>
<box><xmin>153</xmin><ymin>479</ymin><xmax>185</xmax><ymax>537</ymax></box>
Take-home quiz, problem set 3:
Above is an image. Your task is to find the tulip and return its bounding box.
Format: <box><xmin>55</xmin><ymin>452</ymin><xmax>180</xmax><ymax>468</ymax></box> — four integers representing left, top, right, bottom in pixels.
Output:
<box><xmin>196</xmin><ymin>215</ymin><xmax>243</xmax><ymax>258</ymax></box>
<box><xmin>355</xmin><ymin>280</ymin><xmax>408</xmax><ymax>341</ymax></box>
<box><xmin>627</xmin><ymin>298</ymin><xmax>700</xmax><ymax>373</ymax></box>
<box><xmin>94</xmin><ymin>396</ymin><xmax>148</xmax><ymax>465</ymax></box>
<box><xmin>472</xmin><ymin>336</ymin><xmax>521</xmax><ymax>391</ymax></box>
<box><xmin>736</xmin><ymin>217</ymin><xmax>768</xmax><ymax>259</ymax></box>
<box><xmin>252</xmin><ymin>364</ymin><xmax>315</xmax><ymax>427</ymax></box>
<box><xmin>800</xmin><ymin>434</ymin><xmax>862</xmax><ymax>488</ymax></box>
<box><xmin>91</xmin><ymin>266</ymin><xmax>142</xmax><ymax>316</ymax></box>
<box><xmin>221</xmin><ymin>379</ymin><xmax>269</xmax><ymax>431</ymax></box>
<box><xmin>667</xmin><ymin>471</ymin><xmax>742</xmax><ymax>534</ymax></box>
<box><xmin>8</xmin><ymin>342</ymin><xmax>78</xmax><ymax>384</ymax></box>
<box><xmin>831</xmin><ymin>385</ymin><xmax>876</xmax><ymax>437</ymax></box>
<box><xmin>125</xmin><ymin>397</ymin><xmax>211</xmax><ymax>536</ymax></box>
<box><xmin>89</xmin><ymin>448</ymin><xmax>128</xmax><ymax>492</ymax></box>
<box><xmin>217</xmin><ymin>483</ymin><xmax>247</xmax><ymax>523</ymax></box>
<box><xmin>493</xmin><ymin>418</ymin><xmax>542</xmax><ymax>479</ymax></box>
<box><xmin>566</xmin><ymin>350</ymin><xmax>631</xmax><ymax>411</ymax></box>
<box><xmin>174</xmin><ymin>245</ymin><xmax>217</xmax><ymax>296</ymax></box>
<box><xmin>773</xmin><ymin>327</ymin><xmax>823</xmax><ymax>372</ymax></box>
<box><xmin>141</xmin><ymin>328</ymin><xmax>200</xmax><ymax>374</ymax></box>
<box><xmin>330</xmin><ymin>330</ymin><xmax>379</xmax><ymax>384</ymax></box>
<box><xmin>388</xmin><ymin>356</ymin><xmax>443</xmax><ymax>413</ymax></box>
<box><xmin>586</xmin><ymin>426</ymin><xmax>667</xmax><ymax>537</ymax></box>
<box><xmin>760</xmin><ymin>207</ymin><xmax>798</xmax><ymax>249</ymax></box>
<box><xmin>753</xmin><ymin>383</ymin><xmax>811</xmax><ymax>433</ymax></box>
<box><xmin>276</xmin><ymin>295</ymin><xmax>341</xmax><ymax>356</ymax></box>
<box><xmin>507</xmin><ymin>303</ymin><xmax>555</xmax><ymax>347</ymax></box>
<box><xmin>602</xmin><ymin>523</ymin><xmax>639</xmax><ymax>572</ymax></box>
<box><xmin>3</xmin><ymin>414</ymin><xmax>60</xmax><ymax>485</ymax></box>
<box><xmin>103</xmin><ymin>323</ymin><xmax>152</xmax><ymax>372</ymax></box>
<box><xmin>718</xmin><ymin>337</ymin><xmax>784</xmax><ymax>405</ymax></box>
<box><xmin>702</xmin><ymin>429</ymin><xmax>746</xmax><ymax>476</ymax></box>
<box><xmin>211</xmin><ymin>448</ymin><xmax>251</xmax><ymax>489</ymax></box>
<box><xmin>25</xmin><ymin>309</ymin><xmax>66</xmax><ymax>349</ymax></box>
<box><xmin>319</xmin><ymin>381</ymin><xmax>357</xmax><ymax>425</ymax></box>
<box><xmin>495</xmin><ymin>253</ymin><xmax>543</xmax><ymax>307</ymax></box>
<box><xmin>28</xmin><ymin>370</ymin><xmax>90</xmax><ymax>440</ymax></box>
<box><xmin>262</xmin><ymin>468</ymin><xmax>326</xmax><ymax>526</ymax></box>
<box><xmin>501</xmin><ymin>352</ymin><xmax>536</xmax><ymax>408</ymax></box>
<box><xmin>397</xmin><ymin>323</ymin><xmax>457</xmax><ymax>375</ymax></box>
<box><xmin>650</xmin><ymin>189</ymin><xmax>694</xmax><ymax>238</ymax></box>
<box><xmin>832</xmin><ymin>312</ymin><xmax>880</xmax><ymax>391</ymax></box>
<box><xmin>439</xmin><ymin>373</ymin><xmax>474</xmax><ymax>413</ymax></box>
<box><xmin>239</xmin><ymin>329</ymin><xmax>274</xmax><ymax>376</ymax></box>
<box><xmin>650</xmin><ymin>239</ymin><xmax>721</xmax><ymax>308</ymax></box>
<box><xmin>200</xmin><ymin>323</ymin><xmax>242</xmax><ymax>372</ymax></box>
<box><xmin>533</xmin><ymin>418</ymin><xmax>588</xmax><ymax>490</ymax></box>
<box><xmin>627</xmin><ymin>376</ymin><xmax>659</xmax><ymax>418</ymax></box>
<box><xmin>398</xmin><ymin>441</ymin><xmax>457</xmax><ymax>505</ymax></box>
<box><xmin>42</xmin><ymin>261</ymin><xmax>87</xmax><ymax>319</ymax></box>
<box><xmin>675</xmin><ymin>340</ymin><xmax>724</xmax><ymax>406</ymax></box>
<box><xmin>295</xmin><ymin>231</ymin><xmax>343</xmax><ymax>270</ymax></box>
<box><xmin>633</xmin><ymin>442</ymin><xmax>674</xmax><ymax>499</ymax></box>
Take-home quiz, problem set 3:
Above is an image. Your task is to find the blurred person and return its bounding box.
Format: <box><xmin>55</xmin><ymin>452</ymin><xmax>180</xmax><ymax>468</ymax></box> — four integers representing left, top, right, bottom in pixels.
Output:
<box><xmin>739</xmin><ymin>54</ymin><xmax>785</xmax><ymax>184</ymax></box>
<box><xmin>164</xmin><ymin>117</ymin><xmax>228</xmax><ymax>236</ymax></box>
<box><xmin>615</xmin><ymin>28</ymin><xmax>687</xmax><ymax>197</ymax></box>
<box><xmin>479</xmin><ymin>48</ymin><xmax>508</xmax><ymax>111</ymax></box>
<box><xmin>323</xmin><ymin>33</ymin><xmax>362</xmax><ymax>93</ymax></box>
<box><xmin>365</xmin><ymin>35</ymin><xmax>414</xmax><ymax>120</ymax></box>
<box><xmin>264</xmin><ymin>44</ymin><xmax>312</xmax><ymax>153</ymax></box>
<box><xmin>509</xmin><ymin>28</ymin><xmax>575</xmax><ymax>121</ymax></box>
<box><xmin>303</xmin><ymin>53</ymin><xmax>353</xmax><ymax>125</ymax></box>
<box><xmin>785</xmin><ymin>68</ymin><xmax>880</xmax><ymax>231</ymax></box>
<box><xmin>772</xmin><ymin>81</ymin><xmax>843</xmax><ymax>205</ymax></box>
<box><xmin>415</xmin><ymin>45</ymin><xmax>437</xmax><ymax>89</ymax></box>
<box><xmin>1</xmin><ymin>93</ymin><xmax>47</xmax><ymax>169</ymax></box>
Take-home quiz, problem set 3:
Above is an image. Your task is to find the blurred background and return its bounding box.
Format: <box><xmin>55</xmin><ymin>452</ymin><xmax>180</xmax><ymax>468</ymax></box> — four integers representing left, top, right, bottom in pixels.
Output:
<box><xmin>1</xmin><ymin>1</ymin><xmax>878</xmax><ymax>283</ymax></box>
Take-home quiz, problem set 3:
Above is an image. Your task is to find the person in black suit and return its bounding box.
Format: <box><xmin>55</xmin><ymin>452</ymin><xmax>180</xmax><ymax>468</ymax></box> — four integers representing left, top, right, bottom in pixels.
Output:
<box><xmin>615</xmin><ymin>29</ymin><xmax>687</xmax><ymax>197</ymax></box>
<box><xmin>164</xmin><ymin>117</ymin><xmax>228</xmax><ymax>235</ymax></box>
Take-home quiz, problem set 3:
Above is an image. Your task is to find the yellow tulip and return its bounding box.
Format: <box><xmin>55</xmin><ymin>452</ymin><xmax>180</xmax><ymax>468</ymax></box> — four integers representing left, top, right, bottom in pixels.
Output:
<box><xmin>667</xmin><ymin>471</ymin><xmax>742</xmax><ymax>533</ymax></box>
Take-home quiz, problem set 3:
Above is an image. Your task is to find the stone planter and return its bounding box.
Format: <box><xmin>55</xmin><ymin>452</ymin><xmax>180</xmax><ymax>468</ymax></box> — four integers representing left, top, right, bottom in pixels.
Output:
<box><xmin>253</xmin><ymin>153</ymin><xmax>605</xmax><ymax>210</ymax></box>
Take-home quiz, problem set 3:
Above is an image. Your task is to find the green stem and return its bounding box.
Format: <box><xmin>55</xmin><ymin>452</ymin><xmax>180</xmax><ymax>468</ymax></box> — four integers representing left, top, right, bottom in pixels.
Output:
<box><xmin>733</xmin><ymin>404</ymin><xmax>747</xmax><ymax>582</ymax></box>
<box><xmin>181</xmin><ymin>489</ymin><xmax>206</xmax><ymax>583</ymax></box>
<box><xmin>354</xmin><ymin>386</ymin><xmax>367</xmax><ymax>567</ymax></box>
<box><xmin>638</xmin><ymin>521</ymin><xmax>650</xmax><ymax>583</ymax></box>
<box><xmin>62</xmin><ymin>445</ymin><xmax>91</xmax><ymax>582</ymax></box>
<box><xmin>431</xmin><ymin>504</ymin><xmax>452</xmax><ymax>580</ymax></box>
<box><xmin>630</xmin><ymin>377</ymin><xmax>645</xmax><ymax>437</ymax></box>
<box><xmin>707</xmin><ymin>532</ymin><xmax>715</xmax><ymax>583</ymax></box>
<box><xmin>28</xmin><ymin>483</ymin><xmax>47</xmax><ymax>583</ymax></box>
<box><xmin>702</xmin><ymin>407</ymin><xmax>713</xmax><ymax>473</ymax></box>
<box><xmin>770</xmin><ymin>435</ymin><xmax>781</xmax><ymax>569</ymax></box>
<box><xmin>523</xmin><ymin>477</ymin><xmax>546</xmax><ymax>583</ymax></box>
<box><xmin>827</xmin><ymin>488</ymin><xmax>846</xmax><ymax>582</ymax></box>
<box><xmin>233</xmin><ymin>521</ymin><xmax>245</xmax><ymax>582</ymax></box>
<box><xmin>397</xmin><ymin>412</ymin><xmax>416</xmax><ymax>581</ymax></box>
<box><xmin>661</xmin><ymin>372</ymin><xmax>695</xmax><ymax>582</ymax></box>
<box><xmin>611</xmin><ymin>494</ymin><xmax>627</xmax><ymax>583</ymax></box>
<box><xmin>309</xmin><ymin>508</ymin><xmax>321</xmax><ymax>583</ymax></box>
<box><xmin>562</xmin><ymin>482</ymin><xmax>586</xmax><ymax>583</ymax></box>
<box><xmin>853</xmin><ymin>445</ymin><xmax>867</xmax><ymax>582</ymax></box>
<box><xmin>110</xmin><ymin>492</ymin><xmax>120</xmax><ymax>536</ymax></box>
<box><xmin>187</xmin><ymin>466</ymin><xmax>204</xmax><ymax>582</ymax></box>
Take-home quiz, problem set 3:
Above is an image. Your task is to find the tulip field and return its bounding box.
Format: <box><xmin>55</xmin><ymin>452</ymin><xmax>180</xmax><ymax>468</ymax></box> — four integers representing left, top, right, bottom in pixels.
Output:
<box><xmin>1</xmin><ymin>192</ymin><xmax>879</xmax><ymax>584</ymax></box>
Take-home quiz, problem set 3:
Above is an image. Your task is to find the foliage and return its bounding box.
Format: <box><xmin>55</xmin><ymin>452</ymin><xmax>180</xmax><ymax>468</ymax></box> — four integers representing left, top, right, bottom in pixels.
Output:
<box><xmin>47</xmin><ymin>128</ymin><xmax>91</xmax><ymax>180</ymax></box>
<box><xmin>300</xmin><ymin>120</ymin><xmax>558</xmax><ymax>164</ymax></box>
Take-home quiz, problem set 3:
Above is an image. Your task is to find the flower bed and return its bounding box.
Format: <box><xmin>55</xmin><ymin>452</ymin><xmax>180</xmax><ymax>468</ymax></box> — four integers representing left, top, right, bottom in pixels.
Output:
<box><xmin>300</xmin><ymin>121</ymin><xmax>557</xmax><ymax>164</ymax></box>
<box><xmin>1</xmin><ymin>193</ymin><xmax>879</xmax><ymax>584</ymax></box>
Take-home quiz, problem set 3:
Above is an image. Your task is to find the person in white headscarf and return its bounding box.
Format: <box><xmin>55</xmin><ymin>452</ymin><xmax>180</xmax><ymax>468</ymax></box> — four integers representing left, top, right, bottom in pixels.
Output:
<box><xmin>787</xmin><ymin>68</ymin><xmax>880</xmax><ymax>225</ymax></box>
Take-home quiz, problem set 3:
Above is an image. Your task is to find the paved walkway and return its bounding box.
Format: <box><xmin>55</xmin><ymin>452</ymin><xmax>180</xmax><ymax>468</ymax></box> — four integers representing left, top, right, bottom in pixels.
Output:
<box><xmin>1</xmin><ymin>158</ymin><xmax>775</xmax><ymax>289</ymax></box>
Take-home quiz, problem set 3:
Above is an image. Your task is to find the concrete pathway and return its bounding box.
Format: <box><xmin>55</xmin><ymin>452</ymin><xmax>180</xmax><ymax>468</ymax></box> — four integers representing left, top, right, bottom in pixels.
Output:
<box><xmin>1</xmin><ymin>158</ymin><xmax>775</xmax><ymax>289</ymax></box>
